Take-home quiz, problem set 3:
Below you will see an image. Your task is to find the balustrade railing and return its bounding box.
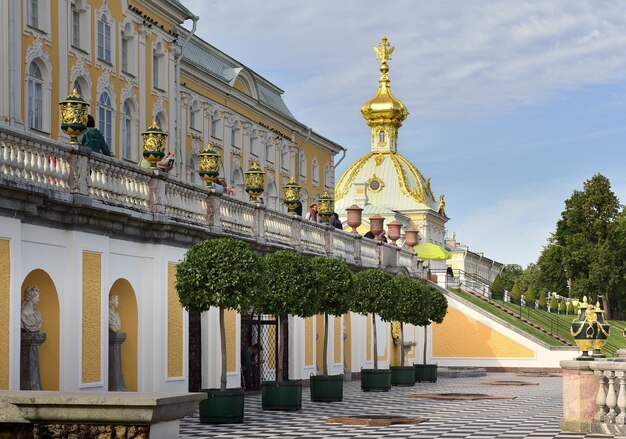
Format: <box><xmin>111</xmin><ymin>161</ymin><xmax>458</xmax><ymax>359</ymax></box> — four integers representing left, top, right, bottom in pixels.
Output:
<box><xmin>590</xmin><ymin>361</ymin><xmax>626</xmax><ymax>435</ymax></box>
<box><xmin>0</xmin><ymin>126</ymin><xmax>420</xmax><ymax>275</ymax></box>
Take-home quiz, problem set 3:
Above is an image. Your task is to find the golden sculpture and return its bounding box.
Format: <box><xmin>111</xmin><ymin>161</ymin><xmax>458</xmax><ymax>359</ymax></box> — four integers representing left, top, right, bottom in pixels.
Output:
<box><xmin>374</xmin><ymin>36</ymin><xmax>394</xmax><ymax>64</ymax></box>
<box><xmin>244</xmin><ymin>161</ymin><xmax>265</xmax><ymax>204</ymax></box>
<box><xmin>198</xmin><ymin>143</ymin><xmax>221</xmax><ymax>189</ymax></box>
<box><xmin>282</xmin><ymin>178</ymin><xmax>302</xmax><ymax>215</ymax></box>
<box><xmin>438</xmin><ymin>194</ymin><xmax>446</xmax><ymax>217</ymax></box>
<box><xmin>59</xmin><ymin>89</ymin><xmax>90</xmax><ymax>144</ymax></box>
<box><xmin>318</xmin><ymin>191</ymin><xmax>334</xmax><ymax>225</ymax></box>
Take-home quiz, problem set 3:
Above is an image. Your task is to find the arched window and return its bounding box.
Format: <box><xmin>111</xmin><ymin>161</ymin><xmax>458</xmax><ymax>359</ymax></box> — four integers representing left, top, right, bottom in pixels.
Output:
<box><xmin>98</xmin><ymin>92</ymin><xmax>113</xmax><ymax>149</ymax></box>
<box><xmin>299</xmin><ymin>152</ymin><xmax>307</xmax><ymax>180</ymax></box>
<box><xmin>152</xmin><ymin>42</ymin><xmax>166</xmax><ymax>90</ymax></box>
<box><xmin>210</xmin><ymin>112</ymin><xmax>222</xmax><ymax>140</ymax></box>
<box><xmin>189</xmin><ymin>101</ymin><xmax>200</xmax><ymax>131</ymax></box>
<box><xmin>155</xmin><ymin>112</ymin><xmax>167</xmax><ymax>133</ymax></box>
<box><xmin>27</xmin><ymin>62</ymin><xmax>43</xmax><ymax>131</ymax></box>
<box><xmin>72</xmin><ymin>81</ymin><xmax>82</xmax><ymax>97</ymax></box>
<box><xmin>281</xmin><ymin>146</ymin><xmax>289</xmax><ymax>171</ymax></box>
<box><xmin>120</xmin><ymin>100</ymin><xmax>134</xmax><ymax>160</ymax></box>
<box><xmin>266</xmin><ymin>141</ymin><xmax>274</xmax><ymax>163</ymax></box>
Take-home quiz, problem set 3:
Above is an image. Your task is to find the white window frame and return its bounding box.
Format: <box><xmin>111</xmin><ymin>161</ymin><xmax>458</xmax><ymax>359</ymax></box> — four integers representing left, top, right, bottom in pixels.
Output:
<box><xmin>210</xmin><ymin>112</ymin><xmax>223</xmax><ymax>140</ymax></box>
<box><xmin>189</xmin><ymin>101</ymin><xmax>200</xmax><ymax>132</ymax></box>
<box><xmin>281</xmin><ymin>145</ymin><xmax>289</xmax><ymax>171</ymax></box>
<box><xmin>265</xmin><ymin>141</ymin><xmax>274</xmax><ymax>164</ymax></box>
<box><xmin>312</xmin><ymin>158</ymin><xmax>319</xmax><ymax>184</ymax></box>
<box><xmin>299</xmin><ymin>152</ymin><xmax>307</xmax><ymax>180</ymax></box>
<box><xmin>120</xmin><ymin>100</ymin><xmax>137</xmax><ymax>161</ymax></box>
<box><xmin>27</xmin><ymin>62</ymin><xmax>44</xmax><ymax>131</ymax></box>
<box><xmin>97</xmin><ymin>16</ymin><xmax>112</xmax><ymax>64</ymax></box>
<box><xmin>324</xmin><ymin>164</ymin><xmax>331</xmax><ymax>189</ymax></box>
<box><xmin>95</xmin><ymin>4</ymin><xmax>115</xmax><ymax>68</ymax></box>
<box><xmin>120</xmin><ymin>21</ymin><xmax>137</xmax><ymax>77</ymax></box>
<box><xmin>231</xmin><ymin>122</ymin><xmax>241</xmax><ymax>149</ymax></box>
<box><xmin>152</xmin><ymin>41</ymin><xmax>167</xmax><ymax>92</ymax></box>
<box><xmin>25</xmin><ymin>0</ymin><xmax>50</xmax><ymax>34</ymax></box>
<box><xmin>69</xmin><ymin>1</ymin><xmax>90</xmax><ymax>55</ymax></box>
<box><xmin>250</xmin><ymin>132</ymin><xmax>259</xmax><ymax>157</ymax></box>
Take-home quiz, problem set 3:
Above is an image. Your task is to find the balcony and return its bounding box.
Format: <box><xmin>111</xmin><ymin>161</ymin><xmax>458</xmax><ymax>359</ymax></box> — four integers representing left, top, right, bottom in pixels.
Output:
<box><xmin>0</xmin><ymin>125</ymin><xmax>420</xmax><ymax>275</ymax></box>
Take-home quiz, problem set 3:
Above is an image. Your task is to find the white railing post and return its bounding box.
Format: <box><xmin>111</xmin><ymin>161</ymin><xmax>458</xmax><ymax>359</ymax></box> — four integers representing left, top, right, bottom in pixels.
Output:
<box><xmin>616</xmin><ymin>371</ymin><xmax>626</xmax><ymax>425</ymax></box>
<box><xmin>595</xmin><ymin>370</ymin><xmax>608</xmax><ymax>422</ymax></box>
<box><xmin>605</xmin><ymin>370</ymin><xmax>617</xmax><ymax>423</ymax></box>
<box><xmin>290</xmin><ymin>216</ymin><xmax>302</xmax><ymax>249</ymax></box>
<box><xmin>68</xmin><ymin>147</ymin><xmax>90</xmax><ymax>200</ymax></box>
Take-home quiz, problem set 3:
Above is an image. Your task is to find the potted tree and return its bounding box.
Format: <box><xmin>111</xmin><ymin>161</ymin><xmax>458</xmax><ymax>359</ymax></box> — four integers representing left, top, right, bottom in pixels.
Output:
<box><xmin>415</xmin><ymin>283</ymin><xmax>448</xmax><ymax>383</ymax></box>
<box><xmin>509</xmin><ymin>281</ymin><xmax>522</xmax><ymax>305</ymax></box>
<box><xmin>175</xmin><ymin>238</ymin><xmax>262</xmax><ymax>424</ymax></box>
<box><xmin>309</xmin><ymin>256</ymin><xmax>353</xmax><ymax>402</ymax></box>
<box><xmin>254</xmin><ymin>250</ymin><xmax>318</xmax><ymax>411</ymax></box>
<box><xmin>389</xmin><ymin>276</ymin><xmax>429</xmax><ymax>386</ymax></box>
<box><xmin>352</xmin><ymin>269</ymin><xmax>394</xmax><ymax>392</ymax></box>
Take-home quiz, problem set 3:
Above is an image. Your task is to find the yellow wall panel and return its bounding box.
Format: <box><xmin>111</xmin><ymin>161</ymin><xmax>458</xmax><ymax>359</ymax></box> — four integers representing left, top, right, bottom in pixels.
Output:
<box><xmin>225</xmin><ymin>309</ymin><xmax>236</xmax><ymax>373</ymax></box>
<box><xmin>305</xmin><ymin>317</ymin><xmax>313</xmax><ymax>367</ymax></box>
<box><xmin>344</xmin><ymin>313</ymin><xmax>351</xmax><ymax>370</ymax></box>
<box><xmin>333</xmin><ymin>316</ymin><xmax>341</xmax><ymax>364</ymax></box>
<box><xmin>366</xmin><ymin>314</ymin><xmax>372</xmax><ymax>361</ymax></box>
<box><xmin>82</xmin><ymin>252</ymin><xmax>101</xmax><ymax>383</ymax></box>
<box><xmin>432</xmin><ymin>307</ymin><xmax>535</xmax><ymax>358</ymax></box>
<box><xmin>0</xmin><ymin>240</ymin><xmax>9</xmax><ymax>389</ymax></box>
<box><xmin>168</xmin><ymin>263</ymin><xmax>183</xmax><ymax>377</ymax></box>
<box><xmin>315</xmin><ymin>314</ymin><xmax>324</xmax><ymax>372</ymax></box>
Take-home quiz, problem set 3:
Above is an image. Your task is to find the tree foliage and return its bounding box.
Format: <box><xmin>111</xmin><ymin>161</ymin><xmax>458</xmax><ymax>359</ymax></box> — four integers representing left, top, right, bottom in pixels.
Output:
<box><xmin>255</xmin><ymin>250</ymin><xmax>318</xmax><ymax>318</ymax></box>
<box><xmin>537</xmin><ymin>288</ymin><xmax>547</xmax><ymax>310</ymax></box>
<box><xmin>537</xmin><ymin>243</ymin><xmax>568</xmax><ymax>295</ymax></box>
<box><xmin>523</xmin><ymin>285</ymin><xmax>536</xmax><ymax>307</ymax></box>
<box><xmin>310</xmin><ymin>256</ymin><xmax>354</xmax><ymax>317</ymax></box>
<box><xmin>553</xmin><ymin>174</ymin><xmax>626</xmax><ymax>316</ymax></box>
<box><xmin>175</xmin><ymin>238</ymin><xmax>262</xmax><ymax>314</ymax></box>
<box><xmin>549</xmin><ymin>294</ymin><xmax>558</xmax><ymax>312</ymax></box>
<box><xmin>500</xmin><ymin>264</ymin><xmax>523</xmax><ymax>292</ymax></box>
<box><xmin>352</xmin><ymin>269</ymin><xmax>394</xmax><ymax>316</ymax></box>
<box><xmin>490</xmin><ymin>275</ymin><xmax>504</xmax><ymax>294</ymax></box>
<box><xmin>390</xmin><ymin>276</ymin><xmax>430</xmax><ymax>326</ymax></box>
<box><xmin>559</xmin><ymin>299</ymin><xmax>567</xmax><ymax>314</ymax></box>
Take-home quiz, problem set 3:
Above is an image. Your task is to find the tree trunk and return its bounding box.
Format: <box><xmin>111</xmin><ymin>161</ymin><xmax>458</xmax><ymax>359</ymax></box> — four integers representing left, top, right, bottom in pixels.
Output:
<box><xmin>219</xmin><ymin>307</ymin><xmax>227</xmax><ymax>391</ymax></box>
<box><xmin>323</xmin><ymin>313</ymin><xmax>329</xmax><ymax>376</ymax></box>
<box><xmin>276</xmin><ymin>314</ymin><xmax>283</xmax><ymax>381</ymax></box>
<box><xmin>400</xmin><ymin>322</ymin><xmax>405</xmax><ymax>367</ymax></box>
<box><xmin>604</xmin><ymin>291</ymin><xmax>612</xmax><ymax>320</ymax></box>
<box><xmin>423</xmin><ymin>325</ymin><xmax>428</xmax><ymax>366</ymax></box>
<box><xmin>372</xmin><ymin>313</ymin><xmax>378</xmax><ymax>370</ymax></box>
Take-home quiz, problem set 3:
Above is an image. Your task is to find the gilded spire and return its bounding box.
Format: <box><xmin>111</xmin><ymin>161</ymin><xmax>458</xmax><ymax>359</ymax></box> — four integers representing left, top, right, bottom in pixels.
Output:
<box><xmin>361</xmin><ymin>36</ymin><xmax>409</xmax><ymax>154</ymax></box>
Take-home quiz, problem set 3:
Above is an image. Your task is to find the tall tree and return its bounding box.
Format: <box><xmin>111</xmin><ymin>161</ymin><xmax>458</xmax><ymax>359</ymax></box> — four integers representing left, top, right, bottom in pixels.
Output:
<box><xmin>537</xmin><ymin>242</ymin><xmax>568</xmax><ymax>295</ymax></box>
<box><xmin>500</xmin><ymin>264</ymin><xmax>523</xmax><ymax>292</ymax></box>
<box><xmin>554</xmin><ymin>174</ymin><xmax>625</xmax><ymax>318</ymax></box>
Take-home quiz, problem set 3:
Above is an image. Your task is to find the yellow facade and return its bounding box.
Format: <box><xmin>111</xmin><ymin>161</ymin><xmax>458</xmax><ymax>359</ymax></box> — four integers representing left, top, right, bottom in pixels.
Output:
<box><xmin>0</xmin><ymin>240</ymin><xmax>9</xmax><ymax>389</ymax></box>
<box><xmin>433</xmin><ymin>307</ymin><xmax>534</xmax><ymax>358</ymax></box>
<box><xmin>305</xmin><ymin>317</ymin><xmax>313</xmax><ymax>367</ymax></box>
<box><xmin>333</xmin><ymin>316</ymin><xmax>341</xmax><ymax>364</ymax></box>
<box><xmin>81</xmin><ymin>252</ymin><xmax>102</xmax><ymax>384</ymax></box>
<box><xmin>110</xmin><ymin>278</ymin><xmax>138</xmax><ymax>392</ymax></box>
<box><xmin>225</xmin><ymin>309</ymin><xmax>237</xmax><ymax>373</ymax></box>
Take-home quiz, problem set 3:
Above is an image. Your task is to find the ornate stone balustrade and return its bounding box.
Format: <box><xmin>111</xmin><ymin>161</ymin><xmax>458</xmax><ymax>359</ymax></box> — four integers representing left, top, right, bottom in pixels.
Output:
<box><xmin>589</xmin><ymin>361</ymin><xmax>626</xmax><ymax>436</ymax></box>
<box><xmin>0</xmin><ymin>126</ymin><xmax>419</xmax><ymax>275</ymax></box>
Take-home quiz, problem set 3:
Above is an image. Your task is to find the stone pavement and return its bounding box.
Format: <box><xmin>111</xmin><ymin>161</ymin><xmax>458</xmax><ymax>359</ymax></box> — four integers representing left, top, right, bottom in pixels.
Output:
<box><xmin>180</xmin><ymin>373</ymin><xmax>609</xmax><ymax>438</ymax></box>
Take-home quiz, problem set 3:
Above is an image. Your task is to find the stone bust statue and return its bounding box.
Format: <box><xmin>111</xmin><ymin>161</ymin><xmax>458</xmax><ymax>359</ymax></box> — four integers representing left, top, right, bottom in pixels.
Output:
<box><xmin>109</xmin><ymin>294</ymin><xmax>121</xmax><ymax>333</ymax></box>
<box><xmin>21</xmin><ymin>287</ymin><xmax>42</xmax><ymax>333</ymax></box>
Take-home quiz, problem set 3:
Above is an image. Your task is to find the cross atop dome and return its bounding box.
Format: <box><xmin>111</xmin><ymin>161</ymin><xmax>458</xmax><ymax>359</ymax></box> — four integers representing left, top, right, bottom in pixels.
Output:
<box><xmin>360</xmin><ymin>36</ymin><xmax>409</xmax><ymax>154</ymax></box>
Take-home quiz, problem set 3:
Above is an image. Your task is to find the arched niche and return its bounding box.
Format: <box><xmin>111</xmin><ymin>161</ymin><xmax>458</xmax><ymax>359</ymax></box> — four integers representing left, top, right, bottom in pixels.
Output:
<box><xmin>21</xmin><ymin>269</ymin><xmax>59</xmax><ymax>390</ymax></box>
<box><xmin>109</xmin><ymin>279</ymin><xmax>138</xmax><ymax>391</ymax></box>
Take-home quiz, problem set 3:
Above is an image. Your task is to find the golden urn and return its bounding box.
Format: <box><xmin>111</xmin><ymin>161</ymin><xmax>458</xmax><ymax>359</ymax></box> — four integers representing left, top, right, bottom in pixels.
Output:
<box><xmin>244</xmin><ymin>161</ymin><xmax>265</xmax><ymax>204</ymax></box>
<box><xmin>318</xmin><ymin>191</ymin><xmax>334</xmax><ymax>225</ymax></box>
<box><xmin>197</xmin><ymin>143</ymin><xmax>221</xmax><ymax>189</ymax></box>
<box><xmin>59</xmin><ymin>89</ymin><xmax>90</xmax><ymax>145</ymax></box>
<box><xmin>570</xmin><ymin>296</ymin><xmax>603</xmax><ymax>361</ymax></box>
<box><xmin>282</xmin><ymin>178</ymin><xmax>301</xmax><ymax>215</ymax></box>
<box><xmin>592</xmin><ymin>300</ymin><xmax>610</xmax><ymax>358</ymax></box>
<box><xmin>141</xmin><ymin>121</ymin><xmax>168</xmax><ymax>169</ymax></box>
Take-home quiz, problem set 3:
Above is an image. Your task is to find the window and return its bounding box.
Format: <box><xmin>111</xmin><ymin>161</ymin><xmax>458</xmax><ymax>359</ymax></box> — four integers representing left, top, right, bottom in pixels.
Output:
<box><xmin>312</xmin><ymin>159</ymin><xmax>319</xmax><ymax>183</ymax></box>
<box><xmin>98</xmin><ymin>92</ymin><xmax>113</xmax><ymax>149</ymax></box>
<box><xmin>155</xmin><ymin>112</ymin><xmax>167</xmax><ymax>132</ymax></box>
<box><xmin>121</xmin><ymin>38</ymin><xmax>128</xmax><ymax>73</ymax></box>
<box><xmin>189</xmin><ymin>103</ymin><xmax>200</xmax><ymax>131</ymax></box>
<box><xmin>120</xmin><ymin>22</ymin><xmax>136</xmax><ymax>76</ymax></box>
<box><xmin>379</xmin><ymin>130</ymin><xmax>385</xmax><ymax>142</ymax></box>
<box><xmin>97</xmin><ymin>16</ymin><xmax>112</xmax><ymax>63</ymax></box>
<box><xmin>28</xmin><ymin>0</ymin><xmax>39</xmax><ymax>29</ymax></box>
<box><xmin>210</xmin><ymin>113</ymin><xmax>222</xmax><ymax>140</ymax></box>
<box><xmin>266</xmin><ymin>142</ymin><xmax>274</xmax><ymax>163</ymax></box>
<box><xmin>299</xmin><ymin>152</ymin><xmax>306</xmax><ymax>179</ymax></box>
<box><xmin>281</xmin><ymin>146</ymin><xmax>289</xmax><ymax>170</ymax></box>
<box><xmin>27</xmin><ymin>62</ymin><xmax>43</xmax><ymax>130</ymax></box>
<box><xmin>72</xmin><ymin>81</ymin><xmax>82</xmax><ymax>97</ymax></box>
<box><xmin>231</xmin><ymin>123</ymin><xmax>241</xmax><ymax>149</ymax></box>
<box><xmin>152</xmin><ymin>42</ymin><xmax>166</xmax><ymax>90</ymax></box>
<box><xmin>324</xmin><ymin>164</ymin><xmax>331</xmax><ymax>188</ymax></box>
<box><xmin>250</xmin><ymin>135</ymin><xmax>259</xmax><ymax>157</ymax></box>
<box><xmin>71</xmin><ymin>7</ymin><xmax>80</xmax><ymax>48</ymax></box>
<box><xmin>121</xmin><ymin>101</ymin><xmax>133</xmax><ymax>160</ymax></box>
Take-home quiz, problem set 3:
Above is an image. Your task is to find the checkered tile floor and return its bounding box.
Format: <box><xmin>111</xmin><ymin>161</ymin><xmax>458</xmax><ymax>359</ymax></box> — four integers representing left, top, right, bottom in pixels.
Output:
<box><xmin>179</xmin><ymin>373</ymin><xmax>607</xmax><ymax>438</ymax></box>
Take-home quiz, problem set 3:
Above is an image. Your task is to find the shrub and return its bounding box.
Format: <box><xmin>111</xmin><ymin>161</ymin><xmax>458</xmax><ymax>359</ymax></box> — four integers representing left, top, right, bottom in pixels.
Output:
<box><xmin>549</xmin><ymin>295</ymin><xmax>558</xmax><ymax>312</ymax></box>
<box><xmin>559</xmin><ymin>299</ymin><xmax>567</xmax><ymax>314</ymax></box>
<box><xmin>490</xmin><ymin>275</ymin><xmax>504</xmax><ymax>300</ymax></box>
<box><xmin>524</xmin><ymin>286</ymin><xmax>536</xmax><ymax>308</ymax></box>
<box><xmin>510</xmin><ymin>281</ymin><xmax>522</xmax><ymax>304</ymax></box>
<box><xmin>566</xmin><ymin>300</ymin><xmax>574</xmax><ymax>314</ymax></box>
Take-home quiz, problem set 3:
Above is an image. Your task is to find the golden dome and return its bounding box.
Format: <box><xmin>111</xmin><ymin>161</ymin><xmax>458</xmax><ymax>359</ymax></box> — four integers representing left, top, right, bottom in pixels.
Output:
<box><xmin>360</xmin><ymin>36</ymin><xmax>409</xmax><ymax>129</ymax></box>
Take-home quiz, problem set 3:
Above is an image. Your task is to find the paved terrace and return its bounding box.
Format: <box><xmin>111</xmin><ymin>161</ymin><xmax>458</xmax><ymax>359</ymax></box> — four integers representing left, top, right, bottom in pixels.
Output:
<box><xmin>180</xmin><ymin>373</ymin><xmax>605</xmax><ymax>439</ymax></box>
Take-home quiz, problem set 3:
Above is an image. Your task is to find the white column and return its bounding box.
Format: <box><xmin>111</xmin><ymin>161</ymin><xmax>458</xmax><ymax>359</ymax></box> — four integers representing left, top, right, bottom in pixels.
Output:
<box><xmin>57</xmin><ymin>0</ymin><xmax>69</xmax><ymax>100</ymax></box>
<box><xmin>0</xmin><ymin>0</ymin><xmax>10</xmax><ymax>122</ymax></box>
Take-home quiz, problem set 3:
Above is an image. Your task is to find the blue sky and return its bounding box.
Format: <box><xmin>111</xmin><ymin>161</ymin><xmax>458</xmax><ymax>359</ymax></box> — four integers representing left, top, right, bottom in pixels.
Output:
<box><xmin>181</xmin><ymin>0</ymin><xmax>626</xmax><ymax>267</ymax></box>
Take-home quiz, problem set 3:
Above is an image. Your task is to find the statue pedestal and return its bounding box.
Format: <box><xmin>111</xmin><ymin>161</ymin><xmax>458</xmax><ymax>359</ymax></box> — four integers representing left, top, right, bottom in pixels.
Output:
<box><xmin>20</xmin><ymin>331</ymin><xmax>46</xmax><ymax>390</ymax></box>
<box><xmin>109</xmin><ymin>332</ymin><xmax>128</xmax><ymax>391</ymax></box>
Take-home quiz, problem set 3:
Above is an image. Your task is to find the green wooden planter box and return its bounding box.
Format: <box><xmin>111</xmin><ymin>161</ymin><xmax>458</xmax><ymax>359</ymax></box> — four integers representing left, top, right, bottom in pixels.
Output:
<box><xmin>491</xmin><ymin>292</ymin><xmax>504</xmax><ymax>300</ymax></box>
<box><xmin>390</xmin><ymin>366</ymin><xmax>415</xmax><ymax>386</ymax></box>
<box><xmin>310</xmin><ymin>374</ymin><xmax>343</xmax><ymax>402</ymax></box>
<box><xmin>261</xmin><ymin>379</ymin><xmax>302</xmax><ymax>411</ymax></box>
<box><xmin>360</xmin><ymin>368</ymin><xmax>391</xmax><ymax>392</ymax></box>
<box><xmin>199</xmin><ymin>388</ymin><xmax>244</xmax><ymax>424</ymax></box>
<box><xmin>414</xmin><ymin>364</ymin><xmax>438</xmax><ymax>383</ymax></box>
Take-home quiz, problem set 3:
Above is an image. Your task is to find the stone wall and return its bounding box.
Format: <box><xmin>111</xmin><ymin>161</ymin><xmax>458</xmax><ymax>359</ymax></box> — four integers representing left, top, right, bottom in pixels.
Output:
<box><xmin>33</xmin><ymin>424</ymin><xmax>149</xmax><ymax>439</ymax></box>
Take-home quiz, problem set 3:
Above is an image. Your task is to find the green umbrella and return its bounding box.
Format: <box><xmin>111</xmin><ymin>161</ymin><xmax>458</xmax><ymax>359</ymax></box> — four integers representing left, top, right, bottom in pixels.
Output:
<box><xmin>414</xmin><ymin>242</ymin><xmax>452</xmax><ymax>261</ymax></box>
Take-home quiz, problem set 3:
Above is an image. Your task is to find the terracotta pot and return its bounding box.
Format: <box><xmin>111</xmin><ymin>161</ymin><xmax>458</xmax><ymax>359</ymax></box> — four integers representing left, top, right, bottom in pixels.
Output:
<box><xmin>369</xmin><ymin>214</ymin><xmax>385</xmax><ymax>239</ymax></box>
<box><xmin>346</xmin><ymin>205</ymin><xmax>363</xmax><ymax>234</ymax></box>
<box><xmin>387</xmin><ymin>221</ymin><xmax>401</xmax><ymax>246</ymax></box>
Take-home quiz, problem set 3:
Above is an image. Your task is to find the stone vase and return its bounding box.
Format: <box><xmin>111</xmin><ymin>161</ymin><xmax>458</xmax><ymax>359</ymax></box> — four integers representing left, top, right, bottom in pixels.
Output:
<box><xmin>369</xmin><ymin>214</ymin><xmax>385</xmax><ymax>239</ymax></box>
<box><xmin>346</xmin><ymin>205</ymin><xmax>363</xmax><ymax>234</ymax></box>
<box><xmin>387</xmin><ymin>221</ymin><xmax>401</xmax><ymax>246</ymax></box>
<box><xmin>20</xmin><ymin>331</ymin><xmax>46</xmax><ymax>390</ymax></box>
<box><xmin>109</xmin><ymin>331</ymin><xmax>128</xmax><ymax>391</ymax></box>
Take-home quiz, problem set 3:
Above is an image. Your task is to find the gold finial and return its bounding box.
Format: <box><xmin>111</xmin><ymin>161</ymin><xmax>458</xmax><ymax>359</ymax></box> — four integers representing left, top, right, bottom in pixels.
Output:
<box><xmin>374</xmin><ymin>36</ymin><xmax>394</xmax><ymax>64</ymax></box>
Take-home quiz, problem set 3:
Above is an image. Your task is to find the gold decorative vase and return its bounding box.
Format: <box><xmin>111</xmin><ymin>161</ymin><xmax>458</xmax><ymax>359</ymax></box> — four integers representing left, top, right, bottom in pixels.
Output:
<box><xmin>592</xmin><ymin>301</ymin><xmax>610</xmax><ymax>358</ymax></box>
<box><xmin>244</xmin><ymin>161</ymin><xmax>265</xmax><ymax>204</ymax></box>
<box><xmin>282</xmin><ymin>178</ymin><xmax>301</xmax><ymax>215</ymax></box>
<box><xmin>141</xmin><ymin>121</ymin><xmax>168</xmax><ymax>169</ymax></box>
<box><xmin>198</xmin><ymin>143</ymin><xmax>221</xmax><ymax>189</ymax></box>
<box><xmin>570</xmin><ymin>296</ymin><xmax>600</xmax><ymax>361</ymax></box>
<box><xmin>318</xmin><ymin>191</ymin><xmax>334</xmax><ymax>225</ymax></box>
<box><xmin>59</xmin><ymin>89</ymin><xmax>89</xmax><ymax>145</ymax></box>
